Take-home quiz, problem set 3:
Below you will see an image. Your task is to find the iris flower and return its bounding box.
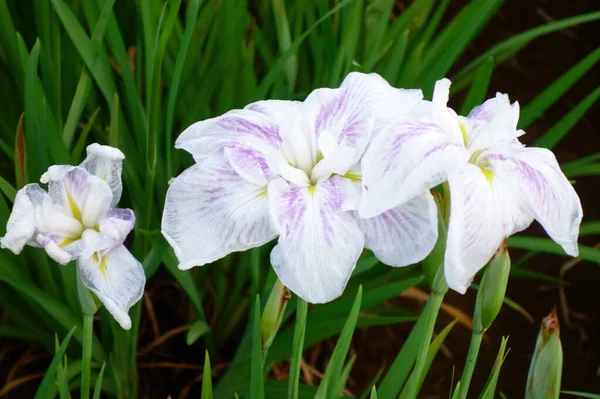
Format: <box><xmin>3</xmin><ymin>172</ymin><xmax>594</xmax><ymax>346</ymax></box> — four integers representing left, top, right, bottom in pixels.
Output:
<box><xmin>1</xmin><ymin>144</ymin><xmax>145</xmax><ymax>329</ymax></box>
<box><xmin>162</xmin><ymin>73</ymin><xmax>441</xmax><ymax>303</ymax></box>
<box><xmin>362</xmin><ymin>78</ymin><xmax>582</xmax><ymax>293</ymax></box>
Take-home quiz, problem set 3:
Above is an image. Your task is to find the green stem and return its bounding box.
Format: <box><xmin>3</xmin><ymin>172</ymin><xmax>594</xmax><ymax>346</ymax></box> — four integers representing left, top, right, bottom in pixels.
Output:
<box><xmin>404</xmin><ymin>291</ymin><xmax>444</xmax><ymax>399</ymax></box>
<box><xmin>288</xmin><ymin>298</ymin><xmax>308</xmax><ymax>399</ymax></box>
<box><xmin>457</xmin><ymin>329</ymin><xmax>484</xmax><ymax>399</ymax></box>
<box><xmin>80</xmin><ymin>313</ymin><xmax>94</xmax><ymax>399</ymax></box>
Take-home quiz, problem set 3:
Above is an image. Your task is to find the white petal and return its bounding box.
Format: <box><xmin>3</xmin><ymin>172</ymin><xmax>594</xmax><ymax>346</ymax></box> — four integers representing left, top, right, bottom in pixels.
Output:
<box><xmin>331</xmin><ymin>168</ymin><xmax>362</xmax><ymax>212</ymax></box>
<box><xmin>79</xmin><ymin>144</ymin><xmax>125</xmax><ymax>206</ymax></box>
<box><xmin>0</xmin><ymin>184</ymin><xmax>47</xmax><ymax>254</ymax></box>
<box><xmin>224</xmin><ymin>147</ymin><xmax>271</xmax><ymax>186</ymax></box>
<box><xmin>431</xmin><ymin>78</ymin><xmax>463</xmax><ymax>144</ymax></box>
<box><xmin>79</xmin><ymin>176</ymin><xmax>113</xmax><ymax>229</ymax></box>
<box><xmin>505</xmin><ymin>146</ymin><xmax>583</xmax><ymax>256</ymax></box>
<box><xmin>268</xmin><ymin>178</ymin><xmax>365</xmax><ymax>303</ymax></box>
<box><xmin>175</xmin><ymin>108</ymin><xmax>284</xmax><ymax>163</ymax></box>
<box><xmin>444</xmin><ymin>163</ymin><xmax>526</xmax><ymax>293</ymax></box>
<box><xmin>360</xmin><ymin>120</ymin><xmax>469</xmax><ymax>218</ymax></box>
<box><xmin>99</xmin><ymin>208</ymin><xmax>136</xmax><ymax>246</ymax></box>
<box><xmin>162</xmin><ymin>155</ymin><xmax>276</xmax><ymax>269</ymax></box>
<box><xmin>358</xmin><ymin>192</ymin><xmax>438</xmax><ymax>267</ymax></box>
<box><xmin>464</xmin><ymin>93</ymin><xmax>524</xmax><ymax>151</ymax></box>
<box><xmin>77</xmin><ymin>245</ymin><xmax>145</xmax><ymax>330</ymax></box>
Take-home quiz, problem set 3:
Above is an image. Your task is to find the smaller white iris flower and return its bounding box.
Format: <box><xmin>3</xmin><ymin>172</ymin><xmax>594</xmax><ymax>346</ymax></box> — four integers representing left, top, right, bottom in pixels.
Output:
<box><xmin>362</xmin><ymin>78</ymin><xmax>582</xmax><ymax>293</ymax></box>
<box><xmin>162</xmin><ymin>73</ymin><xmax>442</xmax><ymax>303</ymax></box>
<box><xmin>0</xmin><ymin>144</ymin><xmax>145</xmax><ymax>329</ymax></box>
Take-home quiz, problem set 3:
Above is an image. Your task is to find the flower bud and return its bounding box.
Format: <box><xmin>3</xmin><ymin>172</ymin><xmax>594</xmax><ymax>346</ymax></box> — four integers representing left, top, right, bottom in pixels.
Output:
<box><xmin>77</xmin><ymin>270</ymin><xmax>100</xmax><ymax>316</ymax></box>
<box><xmin>526</xmin><ymin>307</ymin><xmax>562</xmax><ymax>399</ymax></box>
<box><xmin>474</xmin><ymin>241</ymin><xmax>510</xmax><ymax>332</ymax></box>
<box><xmin>421</xmin><ymin>191</ymin><xmax>449</xmax><ymax>295</ymax></box>
<box><xmin>260</xmin><ymin>279</ymin><xmax>290</xmax><ymax>350</ymax></box>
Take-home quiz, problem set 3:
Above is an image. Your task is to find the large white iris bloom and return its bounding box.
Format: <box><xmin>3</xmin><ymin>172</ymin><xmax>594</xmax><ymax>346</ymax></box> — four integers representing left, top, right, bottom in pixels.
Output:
<box><xmin>361</xmin><ymin>78</ymin><xmax>582</xmax><ymax>293</ymax></box>
<box><xmin>0</xmin><ymin>144</ymin><xmax>145</xmax><ymax>329</ymax></box>
<box><xmin>162</xmin><ymin>73</ymin><xmax>441</xmax><ymax>303</ymax></box>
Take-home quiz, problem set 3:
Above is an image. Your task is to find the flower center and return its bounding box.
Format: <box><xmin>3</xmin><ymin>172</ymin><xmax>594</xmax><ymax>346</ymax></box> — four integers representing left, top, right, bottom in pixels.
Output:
<box><xmin>468</xmin><ymin>148</ymin><xmax>494</xmax><ymax>183</ymax></box>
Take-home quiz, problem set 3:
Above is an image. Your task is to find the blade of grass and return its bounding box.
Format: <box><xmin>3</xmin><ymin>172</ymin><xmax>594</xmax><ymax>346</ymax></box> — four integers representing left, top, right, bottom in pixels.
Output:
<box><xmin>202</xmin><ymin>350</ymin><xmax>213</xmax><ymax>399</ymax></box>
<box><xmin>480</xmin><ymin>337</ymin><xmax>510</xmax><ymax>399</ymax></box>
<box><xmin>508</xmin><ymin>236</ymin><xmax>600</xmax><ymax>264</ymax></box>
<box><xmin>460</xmin><ymin>56</ymin><xmax>494</xmax><ymax>115</ymax></box>
<box><xmin>251</xmin><ymin>295</ymin><xmax>265</xmax><ymax>399</ymax></box>
<box><xmin>34</xmin><ymin>327</ymin><xmax>76</xmax><ymax>399</ymax></box>
<box><xmin>288</xmin><ymin>298</ymin><xmax>308</xmax><ymax>399</ymax></box>
<box><xmin>92</xmin><ymin>362</ymin><xmax>107</xmax><ymax>399</ymax></box>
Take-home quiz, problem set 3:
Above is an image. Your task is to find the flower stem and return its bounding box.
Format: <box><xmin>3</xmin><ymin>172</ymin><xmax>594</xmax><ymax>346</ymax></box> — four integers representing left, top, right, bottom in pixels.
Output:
<box><xmin>457</xmin><ymin>329</ymin><xmax>484</xmax><ymax>399</ymax></box>
<box><xmin>404</xmin><ymin>290</ymin><xmax>444</xmax><ymax>399</ymax></box>
<box><xmin>80</xmin><ymin>313</ymin><xmax>94</xmax><ymax>399</ymax></box>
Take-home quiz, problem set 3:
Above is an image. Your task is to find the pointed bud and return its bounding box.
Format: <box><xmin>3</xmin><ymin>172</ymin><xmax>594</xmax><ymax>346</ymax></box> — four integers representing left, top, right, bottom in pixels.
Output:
<box><xmin>260</xmin><ymin>279</ymin><xmax>290</xmax><ymax>350</ymax></box>
<box><xmin>77</xmin><ymin>270</ymin><xmax>100</xmax><ymax>316</ymax></box>
<box><xmin>526</xmin><ymin>307</ymin><xmax>562</xmax><ymax>399</ymax></box>
<box><xmin>474</xmin><ymin>241</ymin><xmax>510</xmax><ymax>332</ymax></box>
<box><xmin>422</xmin><ymin>191</ymin><xmax>449</xmax><ymax>294</ymax></box>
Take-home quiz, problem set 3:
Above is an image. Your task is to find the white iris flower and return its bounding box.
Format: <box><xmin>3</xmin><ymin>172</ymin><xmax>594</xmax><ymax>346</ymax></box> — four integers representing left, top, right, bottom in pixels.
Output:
<box><xmin>1</xmin><ymin>144</ymin><xmax>145</xmax><ymax>329</ymax></box>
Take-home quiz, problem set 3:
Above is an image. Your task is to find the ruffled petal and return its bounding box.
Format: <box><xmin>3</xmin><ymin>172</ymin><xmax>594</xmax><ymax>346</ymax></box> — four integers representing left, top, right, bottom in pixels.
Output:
<box><xmin>77</xmin><ymin>245</ymin><xmax>145</xmax><ymax>330</ymax></box>
<box><xmin>176</xmin><ymin>108</ymin><xmax>284</xmax><ymax>162</ymax></box>
<box><xmin>0</xmin><ymin>184</ymin><xmax>47</xmax><ymax>254</ymax></box>
<box><xmin>360</xmin><ymin>120</ymin><xmax>469</xmax><ymax>218</ymax></box>
<box><xmin>358</xmin><ymin>192</ymin><xmax>438</xmax><ymax>267</ymax></box>
<box><xmin>79</xmin><ymin>144</ymin><xmax>125</xmax><ymax>206</ymax></box>
<box><xmin>162</xmin><ymin>155</ymin><xmax>276</xmax><ymax>269</ymax></box>
<box><xmin>268</xmin><ymin>178</ymin><xmax>365</xmax><ymax>303</ymax></box>
<box><xmin>444</xmin><ymin>163</ymin><xmax>526</xmax><ymax>293</ymax></box>
<box><xmin>504</xmin><ymin>146</ymin><xmax>582</xmax><ymax>256</ymax></box>
<box><xmin>431</xmin><ymin>78</ymin><xmax>464</xmax><ymax>144</ymax></box>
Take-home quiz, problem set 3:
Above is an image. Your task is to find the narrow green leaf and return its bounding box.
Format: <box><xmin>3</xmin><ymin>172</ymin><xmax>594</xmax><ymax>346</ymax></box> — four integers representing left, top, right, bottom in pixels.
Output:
<box><xmin>63</xmin><ymin>69</ymin><xmax>93</xmax><ymax>149</ymax></box>
<box><xmin>72</xmin><ymin>108</ymin><xmax>101</xmax><ymax>163</ymax></box>
<box><xmin>272</xmin><ymin>0</ymin><xmax>297</xmax><ymax>90</ymax></box>
<box><xmin>186</xmin><ymin>320</ymin><xmax>210</xmax><ymax>346</ymax></box>
<box><xmin>480</xmin><ymin>337</ymin><xmax>510</xmax><ymax>399</ymax></box>
<box><xmin>508</xmin><ymin>236</ymin><xmax>600</xmax><ymax>264</ymax></box>
<box><xmin>0</xmin><ymin>175</ymin><xmax>16</xmax><ymax>202</ymax></box>
<box><xmin>460</xmin><ymin>56</ymin><xmax>494</xmax><ymax>115</ymax></box>
<box><xmin>288</xmin><ymin>298</ymin><xmax>308</xmax><ymax>399</ymax></box>
<box><xmin>521</xmin><ymin>47</ymin><xmax>600</xmax><ymax>129</ymax></box>
<box><xmin>251</xmin><ymin>295</ymin><xmax>265</xmax><ymax>399</ymax></box>
<box><xmin>93</xmin><ymin>362</ymin><xmax>107</xmax><ymax>399</ymax></box>
<box><xmin>370</xmin><ymin>386</ymin><xmax>378</xmax><ymax>399</ymax></box>
<box><xmin>534</xmin><ymin>86</ymin><xmax>600</xmax><ymax>149</ymax></box>
<box><xmin>562</xmin><ymin>391</ymin><xmax>600</xmax><ymax>399</ymax></box>
<box><xmin>34</xmin><ymin>327</ymin><xmax>76</xmax><ymax>399</ymax></box>
<box><xmin>314</xmin><ymin>286</ymin><xmax>363</xmax><ymax>399</ymax></box>
<box><xmin>109</xmin><ymin>93</ymin><xmax>119</xmax><ymax>147</ymax></box>
<box><xmin>335</xmin><ymin>355</ymin><xmax>357</xmax><ymax>398</ymax></box>
<box><xmin>202</xmin><ymin>351</ymin><xmax>213</xmax><ymax>399</ymax></box>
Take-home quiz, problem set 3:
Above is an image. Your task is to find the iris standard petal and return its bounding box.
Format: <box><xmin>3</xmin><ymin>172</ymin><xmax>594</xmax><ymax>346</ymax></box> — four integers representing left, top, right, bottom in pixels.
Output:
<box><xmin>0</xmin><ymin>184</ymin><xmax>48</xmax><ymax>254</ymax></box>
<box><xmin>268</xmin><ymin>178</ymin><xmax>365</xmax><ymax>303</ymax></box>
<box><xmin>506</xmin><ymin>146</ymin><xmax>583</xmax><ymax>256</ymax></box>
<box><xmin>162</xmin><ymin>155</ymin><xmax>276</xmax><ymax>270</ymax></box>
<box><xmin>175</xmin><ymin>109</ymin><xmax>284</xmax><ymax>163</ymax></box>
<box><xmin>77</xmin><ymin>245</ymin><xmax>145</xmax><ymax>330</ymax></box>
<box><xmin>358</xmin><ymin>192</ymin><xmax>438</xmax><ymax>267</ymax></box>
<box><xmin>444</xmin><ymin>163</ymin><xmax>524</xmax><ymax>294</ymax></box>
<box><xmin>79</xmin><ymin>144</ymin><xmax>125</xmax><ymax>206</ymax></box>
<box><xmin>360</xmin><ymin>120</ymin><xmax>468</xmax><ymax>218</ymax></box>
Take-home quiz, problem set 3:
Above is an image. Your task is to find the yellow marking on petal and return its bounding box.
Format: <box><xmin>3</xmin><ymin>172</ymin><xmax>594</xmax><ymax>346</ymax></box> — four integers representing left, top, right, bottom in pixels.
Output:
<box><xmin>256</xmin><ymin>187</ymin><xmax>268</xmax><ymax>198</ymax></box>
<box><xmin>481</xmin><ymin>168</ymin><xmax>494</xmax><ymax>184</ymax></box>
<box><xmin>98</xmin><ymin>256</ymin><xmax>108</xmax><ymax>279</ymax></box>
<box><xmin>307</xmin><ymin>185</ymin><xmax>316</xmax><ymax>196</ymax></box>
<box><xmin>459</xmin><ymin>121</ymin><xmax>468</xmax><ymax>146</ymax></box>
<box><xmin>66</xmin><ymin>189</ymin><xmax>82</xmax><ymax>222</ymax></box>
<box><xmin>58</xmin><ymin>237</ymin><xmax>77</xmax><ymax>248</ymax></box>
<box><xmin>316</xmin><ymin>151</ymin><xmax>324</xmax><ymax>163</ymax></box>
<box><xmin>93</xmin><ymin>252</ymin><xmax>99</xmax><ymax>263</ymax></box>
<box><xmin>343</xmin><ymin>171</ymin><xmax>362</xmax><ymax>183</ymax></box>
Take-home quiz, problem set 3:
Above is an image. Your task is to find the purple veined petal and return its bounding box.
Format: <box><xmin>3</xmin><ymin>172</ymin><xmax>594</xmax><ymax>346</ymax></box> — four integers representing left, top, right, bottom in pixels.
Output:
<box><xmin>99</xmin><ymin>208</ymin><xmax>136</xmax><ymax>246</ymax></box>
<box><xmin>431</xmin><ymin>78</ymin><xmax>464</xmax><ymax>144</ymax></box>
<box><xmin>77</xmin><ymin>245</ymin><xmax>145</xmax><ymax>330</ymax></box>
<box><xmin>162</xmin><ymin>154</ymin><xmax>277</xmax><ymax>270</ymax></box>
<box><xmin>224</xmin><ymin>146</ymin><xmax>273</xmax><ymax>186</ymax></box>
<box><xmin>358</xmin><ymin>192</ymin><xmax>438</xmax><ymax>267</ymax></box>
<box><xmin>175</xmin><ymin>108</ymin><xmax>284</xmax><ymax>163</ymax></box>
<box><xmin>79</xmin><ymin>143</ymin><xmax>125</xmax><ymax>206</ymax></box>
<box><xmin>444</xmin><ymin>163</ymin><xmax>529</xmax><ymax>294</ymax></box>
<box><xmin>504</xmin><ymin>146</ymin><xmax>582</xmax><ymax>256</ymax></box>
<box><xmin>0</xmin><ymin>184</ymin><xmax>47</xmax><ymax>254</ymax></box>
<box><xmin>268</xmin><ymin>177</ymin><xmax>365</xmax><ymax>303</ymax></box>
<box><xmin>36</xmin><ymin>233</ymin><xmax>77</xmax><ymax>264</ymax></box>
<box><xmin>330</xmin><ymin>166</ymin><xmax>362</xmax><ymax>212</ymax></box>
<box><xmin>464</xmin><ymin>93</ymin><xmax>524</xmax><ymax>151</ymax></box>
<box><xmin>360</xmin><ymin>120</ymin><xmax>469</xmax><ymax>218</ymax></box>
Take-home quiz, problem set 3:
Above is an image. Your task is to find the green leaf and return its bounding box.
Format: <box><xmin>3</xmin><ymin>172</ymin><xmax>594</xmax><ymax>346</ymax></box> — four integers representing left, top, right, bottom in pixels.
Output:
<box><xmin>562</xmin><ymin>391</ymin><xmax>600</xmax><ymax>399</ymax></box>
<box><xmin>34</xmin><ymin>327</ymin><xmax>76</xmax><ymax>399</ymax></box>
<box><xmin>460</xmin><ymin>56</ymin><xmax>494</xmax><ymax>115</ymax></box>
<box><xmin>370</xmin><ymin>386</ymin><xmax>378</xmax><ymax>399</ymax></box>
<box><xmin>202</xmin><ymin>351</ymin><xmax>213</xmax><ymax>399</ymax></box>
<box><xmin>508</xmin><ymin>236</ymin><xmax>600</xmax><ymax>264</ymax></box>
<box><xmin>314</xmin><ymin>286</ymin><xmax>363</xmax><ymax>399</ymax></box>
<box><xmin>0</xmin><ymin>175</ymin><xmax>16</xmax><ymax>202</ymax></box>
<box><xmin>288</xmin><ymin>298</ymin><xmax>308</xmax><ymax>399</ymax></box>
<box><xmin>521</xmin><ymin>47</ymin><xmax>600</xmax><ymax>129</ymax></box>
<box><xmin>93</xmin><ymin>362</ymin><xmax>107</xmax><ymax>399</ymax></box>
<box><xmin>480</xmin><ymin>337</ymin><xmax>510</xmax><ymax>399</ymax></box>
<box><xmin>72</xmin><ymin>107</ymin><xmax>101</xmax><ymax>163</ymax></box>
<box><xmin>533</xmin><ymin>86</ymin><xmax>600</xmax><ymax>149</ymax></box>
<box><xmin>251</xmin><ymin>295</ymin><xmax>265</xmax><ymax>399</ymax></box>
<box><xmin>186</xmin><ymin>320</ymin><xmax>210</xmax><ymax>345</ymax></box>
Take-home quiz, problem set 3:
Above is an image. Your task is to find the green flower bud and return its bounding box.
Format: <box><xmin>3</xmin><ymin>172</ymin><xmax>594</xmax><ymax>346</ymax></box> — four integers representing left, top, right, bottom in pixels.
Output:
<box><xmin>474</xmin><ymin>242</ymin><xmax>510</xmax><ymax>332</ymax></box>
<box><xmin>421</xmin><ymin>191</ymin><xmax>449</xmax><ymax>295</ymax></box>
<box><xmin>77</xmin><ymin>270</ymin><xmax>100</xmax><ymax>316</ymax></box>
<box><xmin>260</xmin><ymin>279</ymin><xmax>290</xmax><ymax>350</ymax></box>
<box><xmin>526</xmin><ymin>307</ymin><xmax>562</xmax><ymax>399</ymax></box>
